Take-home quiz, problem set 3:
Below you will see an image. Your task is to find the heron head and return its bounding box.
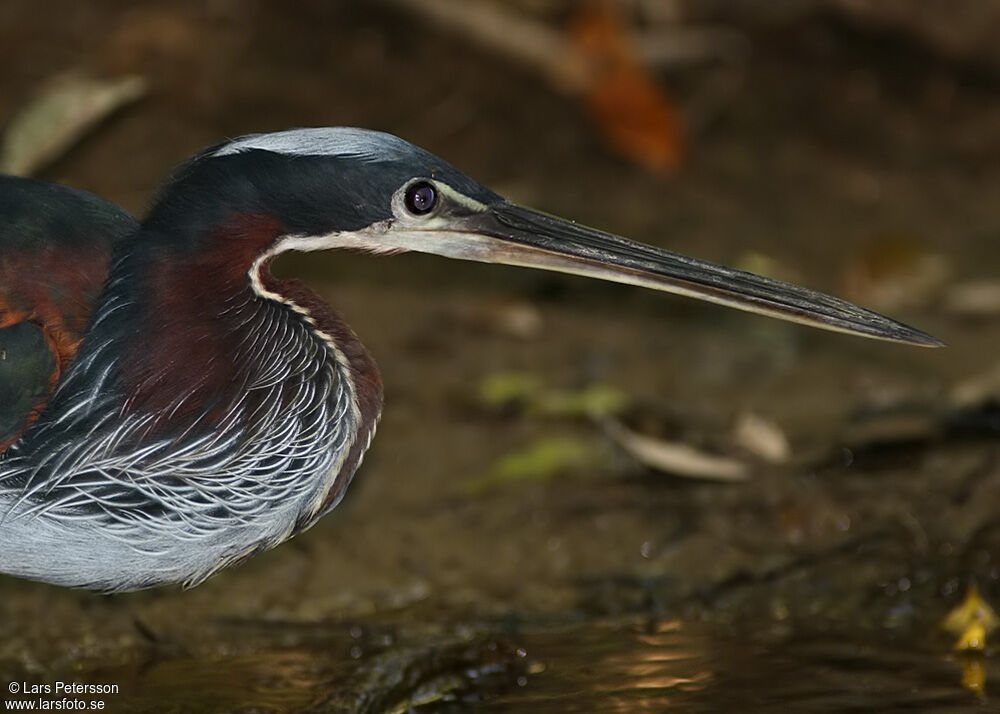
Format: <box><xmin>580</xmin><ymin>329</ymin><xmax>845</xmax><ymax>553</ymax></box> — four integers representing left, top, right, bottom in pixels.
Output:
<box><xmin>144</xmin><ymin>127</ymin><xmax>940</xmax><ymax>347</ymax></box>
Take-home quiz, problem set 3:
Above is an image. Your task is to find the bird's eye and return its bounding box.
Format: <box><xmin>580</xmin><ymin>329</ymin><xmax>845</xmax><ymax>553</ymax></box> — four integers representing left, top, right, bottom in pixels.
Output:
<box><xmin>403</xmin><ymin>181</ymin><xmax>437</xmax><ymax>216</ymax></box>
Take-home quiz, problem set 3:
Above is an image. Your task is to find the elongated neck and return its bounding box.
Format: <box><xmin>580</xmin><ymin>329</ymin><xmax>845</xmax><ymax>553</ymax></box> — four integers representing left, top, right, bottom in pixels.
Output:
<box><xmin>115</xmin><ymin>214</ymin><xmax>288</xmax><ymax>417</ymax></box>
<box><xmin>110</xmin><ymin>214</ymin><xmax>381</xmax><ymax>430</ymax></box>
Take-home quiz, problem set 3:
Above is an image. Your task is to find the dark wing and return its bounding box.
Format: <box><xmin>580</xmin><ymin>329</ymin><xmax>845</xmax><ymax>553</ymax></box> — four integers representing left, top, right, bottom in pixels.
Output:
<box><xmin>0</xmin><ymin>175</ymin><xmax>137</xmax><ymax>451</ymax></box>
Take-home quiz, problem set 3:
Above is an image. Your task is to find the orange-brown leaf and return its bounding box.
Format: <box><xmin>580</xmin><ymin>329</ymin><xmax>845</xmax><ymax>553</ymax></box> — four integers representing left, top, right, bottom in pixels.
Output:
<box><xmin>569</xmin><ymin>2</ymin><xmax>683</xmax><ymax>171</ymax></box>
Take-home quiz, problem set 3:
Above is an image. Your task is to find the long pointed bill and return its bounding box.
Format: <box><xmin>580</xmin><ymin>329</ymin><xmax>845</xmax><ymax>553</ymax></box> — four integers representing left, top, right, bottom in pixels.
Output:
<box><xmin>408</xmin><ymin>201</ymin><xmax>942</xmax><ymax>347</ymax></box>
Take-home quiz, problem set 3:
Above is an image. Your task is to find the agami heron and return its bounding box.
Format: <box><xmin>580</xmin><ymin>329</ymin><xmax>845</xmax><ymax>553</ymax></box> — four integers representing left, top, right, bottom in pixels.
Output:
<box><xmin>0</xmin><ymin>128</ymin><xmax>940</xmax><ymax>591</ymax></box>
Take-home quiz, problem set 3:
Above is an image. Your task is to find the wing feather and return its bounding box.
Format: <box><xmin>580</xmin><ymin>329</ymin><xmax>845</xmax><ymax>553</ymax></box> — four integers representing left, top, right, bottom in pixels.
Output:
<box><xmin>0</xmin><ymin>175</ymin><xmax>137</xmax><ymax>452</ymax></box>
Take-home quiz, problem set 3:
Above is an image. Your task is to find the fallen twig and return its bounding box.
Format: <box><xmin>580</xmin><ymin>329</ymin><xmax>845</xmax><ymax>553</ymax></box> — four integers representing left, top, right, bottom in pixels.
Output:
<box><xmin>601</xmin><ymin>417</ymin><xmax>750</xmax><ymax>482</ymax></box>
<box><xmin>1</xmin><ymin>72</ymin><xmax>147</xmax><ymax>176</ymax></box>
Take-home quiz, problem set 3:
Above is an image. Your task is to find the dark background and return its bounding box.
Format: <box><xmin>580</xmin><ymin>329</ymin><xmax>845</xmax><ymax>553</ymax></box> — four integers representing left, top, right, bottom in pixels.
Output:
<box><xmin>2</xmin><ymin>1</ymin><xmax>1000</xmax><ymax>711</ymax></box>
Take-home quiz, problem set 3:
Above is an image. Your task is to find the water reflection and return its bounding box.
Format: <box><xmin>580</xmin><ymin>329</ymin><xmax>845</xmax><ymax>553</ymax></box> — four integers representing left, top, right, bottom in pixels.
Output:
<box><xmin>5</xmin><ymin>615</ymin><xmax>994</xmax><ymax>712</ymax></box>
<box><xmin>489</xmin><ymin>618</ymin><xmax>993</xmax><ymax>713</ymax></box>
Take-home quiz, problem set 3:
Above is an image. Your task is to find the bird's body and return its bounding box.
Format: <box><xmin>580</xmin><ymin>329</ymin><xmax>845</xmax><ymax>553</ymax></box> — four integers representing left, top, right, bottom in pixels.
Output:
<box><xmin>0</xmin><ymin>128</ymin><xmax>940</xmax><ymax>591</ymax></box>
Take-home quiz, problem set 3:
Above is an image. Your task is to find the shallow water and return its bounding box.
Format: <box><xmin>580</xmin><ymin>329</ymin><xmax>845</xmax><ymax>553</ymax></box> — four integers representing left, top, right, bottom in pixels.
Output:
<box><xmin>12</xmin><ymin>616</ymin><xmax>995</xmax><ymax>712</ymax></box>
<box><xmin>496</xmin><ymin>622</ymin><xmax>994</xmax><ymax>713</ymax></box>
<box><xmin>500</xmin><ymin>621</ymin><xmax>997</xmax><ymax>714</ymax></box>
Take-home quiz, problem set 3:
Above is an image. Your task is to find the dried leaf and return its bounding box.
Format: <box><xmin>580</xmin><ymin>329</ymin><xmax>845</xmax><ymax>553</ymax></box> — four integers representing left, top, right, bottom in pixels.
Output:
<box><xmin>603</xmin><ymin>418</ymin><xmax>749</xmax><ymax>482</ymax></box>
<box><xmin>449</xmin><ymin>300</ymin><xmax>544</xmax><ymax>340</ymax></box>
<box><xmin>382</xmin><ymin>0</ymin><xmax>688</xmax><ymax>169</ymax></box>
<box><xmin>733</xmin><ymin>412</ymin><xmax>791</xmax><ymax>464</ymax></box>
<box><xmin>950</xmin><ymin>363</ymin><xmax>1000</xmax><ymax>408</ymax></box>
<box><xmin>1</xmin><ymin>73</ymin><xmax>147</xmax><ymax>176</ymax></box>
<box><xmin>942</xmin><ymin>584</ymin><xmax>999</xmax><ymax>654</ymax></box>
<box><xmin>944</xmin><ymin>280</ymin><xmax>1000</xmax><ymax>317</ymax></box>
<box><xmin>942</xmin><ymin>584</ymin><xmax>999</xmax><ymax>637</ymax></box>
<box><xmin>955</xmin><ymin>622</ymin><xmax>988</xmax><ymax>652</ymax></box>
<box><xmin>486</xmin><ymin>301</ymin><xmax>544</xmax><ymax>339</ymax></box>
<box><xmin>569</xmin><ymin>2</ymin><xmax>682</xmax><ymax>171</ymax></box>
